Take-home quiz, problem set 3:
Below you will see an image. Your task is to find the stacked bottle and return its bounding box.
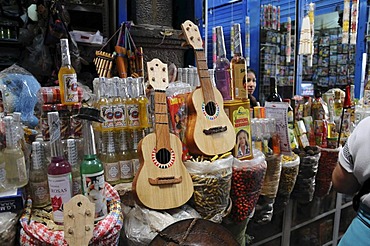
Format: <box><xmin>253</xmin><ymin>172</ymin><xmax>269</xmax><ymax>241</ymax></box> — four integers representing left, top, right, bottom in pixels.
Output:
<box><xmin>94</xmin><ymin>76</ymin><xmax>149</xmax><ymax>184</ymax></box>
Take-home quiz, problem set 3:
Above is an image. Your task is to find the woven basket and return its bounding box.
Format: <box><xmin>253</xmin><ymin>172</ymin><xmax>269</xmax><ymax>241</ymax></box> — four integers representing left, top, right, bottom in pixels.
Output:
<box><xmin>19</xmin><ymin>183</ymin><xmax>123</xmax><ymax>246</ymax></box>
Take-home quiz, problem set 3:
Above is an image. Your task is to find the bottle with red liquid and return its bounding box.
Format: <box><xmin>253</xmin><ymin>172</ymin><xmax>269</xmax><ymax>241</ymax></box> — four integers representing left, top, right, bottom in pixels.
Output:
<box><xmin>47</xmin><ymin>112</ymin><xmax>73</xmax><ymax>225</ymax></box>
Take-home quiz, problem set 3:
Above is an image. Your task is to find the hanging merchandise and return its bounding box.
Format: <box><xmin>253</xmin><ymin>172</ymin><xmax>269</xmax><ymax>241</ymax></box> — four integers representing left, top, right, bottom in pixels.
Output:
<box><xmin>112</xmin><ymin>22</ymin><xmax>144</xmax><ymax>78</ymax></box>
<box><xmin>286</xmin><ymin>18</ymin><xmax>292</xmax><ymax>64</ymax></box>
<box><xmin>298</xmin><ymin>4</ymin><xmax>314</xmax><ymax>67</ymax></box>
<box><xmin>350</xmin><ymin>0</ymin><xmax>359</xmax><ymax>44</ymax></box>
<box><xmin>342</xmin><ymin>0</ymin><xmax>351</xmax><ymax>44</ymax></box>
<box><xmin>212</xmin><ymin>27</ymin><xmax>217</xmax><ymax>69</ymax></box>
<box><xmin>307</xmin><ymin>3</ymin><xmax>315</xmax><ymax>67</ymax></box>
<box><xmin>245</xmin><ymin>16</ymin><xmax>251</xmax><ymax>67</ymax></box>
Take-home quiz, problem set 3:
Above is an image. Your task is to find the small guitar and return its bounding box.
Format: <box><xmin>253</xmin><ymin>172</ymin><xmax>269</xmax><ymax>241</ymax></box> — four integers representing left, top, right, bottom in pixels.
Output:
<box><xmin>180</xmin><ymin>20</ymin><xmax>236</xmax><ymax>156</ymax></box>
<box><xmin>132</xmin><ymin>58</ymin><xmax>194</xmax><ymax>210</ymax></box>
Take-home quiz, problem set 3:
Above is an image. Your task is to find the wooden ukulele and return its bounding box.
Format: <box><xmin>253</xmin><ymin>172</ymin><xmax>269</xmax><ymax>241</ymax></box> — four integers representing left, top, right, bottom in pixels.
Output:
<box><xmin>180</xmin><ymin>20</ymin><xmax>236</xmax><ymax>156</ymax></box>
<box><xmin>132</xmin><ymin>58</ymin><xmax>194</xmax><ymax>210</ymax></box>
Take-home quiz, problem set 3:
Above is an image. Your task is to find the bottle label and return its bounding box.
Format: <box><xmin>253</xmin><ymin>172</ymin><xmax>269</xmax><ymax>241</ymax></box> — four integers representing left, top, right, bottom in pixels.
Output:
<box><xmin>81</xmin><ymin>170</ymin><xmax>107</xmax><ymax>221</ymax></box>
<box><xmin>113</xmin><ymin>104</ymin><xmax>127</xmax><ymax>128</ymax></box>
<box><xmin>17</xmin><ymin>157</ymin><xmax>27</xmax><ymax>182</ymax></box>
<box><xmin>62</xmin><ymin>73</ymin><xmax>79</xmax><ymax>103</ymax></box>
<box><xmin>127</xmin><ymin>104</ymin><xmax>140</xmax><ymax>127</ymax></box>
<box><xmin>30</xmin><ymin>181</ymin><xmax>49</xmax><ymax>206</ymax></box>
<box><xmin>48</xmin><ymin>173</ymin><xmax>73</xmax><ymax>224</ymax></box>
<box><xmin>104</xmin><ymin>162</ymin><xmax>120</xmax><ymax>182</ymax></box>
<box><xmin>119</xmin><ymin>160</ymin><xmax>133</xmax><ymax>179</ymax></box>
<box><xmin>0</xmin><ymin>162</ymin><xmax>6</xmax><ymax>183</ymax></box>
<box><xmin>100</xmin><ymin>105</ymin><xmax>114</xmax><ymax>129</ymax></box>
<box><xmin>132</xmin><ymin>159</ymin><xmax>140</xmax><ymax>176</ymax></box>
<box><xmin>232</xmin><ymin>64</ymin><xmax>246</xmax><ymax>99</ymax></box>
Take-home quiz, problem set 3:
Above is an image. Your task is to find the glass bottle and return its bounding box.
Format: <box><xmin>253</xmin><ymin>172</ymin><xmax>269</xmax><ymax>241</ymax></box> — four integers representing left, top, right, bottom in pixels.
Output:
<box><xmin>214</xmin><ymin>26</ymin><xmax>232</xmax><ymax>100</ymax></box>
<box><xmin>3</xmin><ymin>116</ymin><xmax>28</xmax><ymax>189</ymax></box>
<box><xmin>47</xmin><ymin>112</ymin><xmax>72</xmax><ymax>225</ymax></box>
<box><xmin>133</xmin><ymin>77</ymin><xmax>150</xmax><ymax>129</ymax></box>
<box><xmin>333</xmin><ymin>91</ymin><xmax>343</xmax><ymax>118</ymax></box>
<box><xmin>230</xmin><ymin>23</ymin><xmax>247</xmax><ymax>99</ymax></box>
<box><xmin>97</xmin><ymin>77</ymin><xmax>114</xmax><ymax>131</ymax></box>
<box><xmin>269</xmin><ymin>118</ymin><xmax>281</xmax><ymax>155</ymax></box>
<box><xmin>67</xmin><ymin>139</ymin><xmax>82</xmax><ymax>196</ymax></box>
<box><xmin>112</xmin><ymin>77</ymin><xmax>127</xmax><ymax>130</ymax></box>
<box><xmin>118</xmin><ymin>130</ymin><xmax>133</xmax><ymax>182</ymax></box>
<box><xmin>58</xmin><ymin>38</ymin><xmax>79</xmax><ymax>105</ymax></box>
<box><xmin>70</xmin><ymin>103</ymin><xmax>82</xmax><ymax>139</ymax></box>
<box><xmin>126</xmin><ymin>77</ymin><xmax>141</xmax><ymax>129</ymax></box>
<box><xmin>100</xmin><ymin>130</ymin><xmax>120</xmax><ymax>185</ymax></box>
<box><xmin>327</xmin><ymin>109</ymin><xmax>338</xmax><ymax>139</ymax></box>
<box><xmin>79</xmin><ymin>109</ymin><xmax>107</xmax><ymax>221</ymax></box>
<box><xmin>266</xmin><ymin>77</ymin><xmax>282</xmax><ymax>102</ymax></box>
<box><xmin>131</xmin><ymin>129</ymin><xmax>143</xmax><ymax>176</ymax></box>
<box><xmin>29</xmin><ymin>141</ymin><xmax>50</xmax><ymax>208</ymax></box>
<box><xmin>311</xmin><ymin>89</ymin><xmax>328</xmax><ymax>121</ymax></box>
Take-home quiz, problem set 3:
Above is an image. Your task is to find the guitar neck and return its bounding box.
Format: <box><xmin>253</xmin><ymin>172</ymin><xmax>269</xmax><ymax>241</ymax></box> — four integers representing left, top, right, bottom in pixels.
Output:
<box><xmin>194</xmin><ymin>50</ymin><xmax>215</xmax><ymax>103</ymax></box>
<box><xmin>154</xmin><ymin>90</ymin><xmax>171</xmax><ymax>150</ymax></box>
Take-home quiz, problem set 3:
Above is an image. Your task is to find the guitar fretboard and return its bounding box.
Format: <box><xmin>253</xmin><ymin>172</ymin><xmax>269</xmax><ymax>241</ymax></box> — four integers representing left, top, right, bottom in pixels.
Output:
<box><xmin>194</xmin><ymin>50</ymin><xmax>215</xmax><ymax>103</ymax></box>
<box><xmin>154</xmin><ymin>90</ymin><xmax>171</xmax><ymax>150</ymax></box>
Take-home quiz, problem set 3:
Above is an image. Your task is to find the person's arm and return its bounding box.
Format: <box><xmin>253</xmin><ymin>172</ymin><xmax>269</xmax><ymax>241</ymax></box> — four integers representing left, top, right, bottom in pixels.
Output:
<box><xmin>332</xmin><ymin>163</ymin><xmax>360</xmax><ymax>195</ymax></box>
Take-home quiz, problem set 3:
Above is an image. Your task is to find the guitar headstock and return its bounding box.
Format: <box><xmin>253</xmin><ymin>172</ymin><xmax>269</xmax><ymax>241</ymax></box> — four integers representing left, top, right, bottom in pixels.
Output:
<box><xmin>180</xmin><ymin>20</ymin><xmax>203</xmax><ymax>50</ymax></box>
<box><xmin>147</xmin><ymin>58</ymin><xmax>169</xmax><ymax>91</ymax></box>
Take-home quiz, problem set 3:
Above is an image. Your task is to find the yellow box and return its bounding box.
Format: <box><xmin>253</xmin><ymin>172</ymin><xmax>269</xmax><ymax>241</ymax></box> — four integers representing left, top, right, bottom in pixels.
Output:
<box><xmin>224</xmin><ymin>99</ymin><xmax>253</xmax><ymax>160</ymax></box>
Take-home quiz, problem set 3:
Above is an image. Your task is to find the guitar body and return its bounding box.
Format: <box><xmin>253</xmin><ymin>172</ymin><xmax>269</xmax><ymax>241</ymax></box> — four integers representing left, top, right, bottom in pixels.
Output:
<box><xmin>186</xmin><ymin>87</ymin><xmax>236</xmax><ymax>156</ymax></box>
<box><xmin>133</xmin><ymin>133</ymin><xmax>194</xmax><ymax>210</ymax></box>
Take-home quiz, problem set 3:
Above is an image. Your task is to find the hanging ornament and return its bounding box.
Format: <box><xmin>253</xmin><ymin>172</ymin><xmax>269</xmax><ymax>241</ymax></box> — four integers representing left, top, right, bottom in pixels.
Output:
<box><xmin>342</xmin><ymin>0</ymin><xmax>350</xmax><ymax>44</ymax></box>
<box><xmin>307</xmin><ymin>3</ymin><xmax>315</xmax><ymax>67</ymax></box>
<box><xmin>245</xmin><ymin>16</ymin><xmax>250</xmax><ymax>67</ymax></box>
<box><xmin>350</xmin><ymin>0</ymin><xmax>358</xmax><ymax>44</ymax></box>
<box><xmin>286</xmin><ymin>17</ymin><xmax>292</xmax><ymax>63</ymax></box>
<box><xmin>212</xmin><ymin>26</ymin><xmax>217</xmax><ymax>69</ymax></box>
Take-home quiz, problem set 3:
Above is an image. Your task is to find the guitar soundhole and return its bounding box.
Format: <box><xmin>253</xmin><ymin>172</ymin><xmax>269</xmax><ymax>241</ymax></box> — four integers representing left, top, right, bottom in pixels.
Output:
<box><xmin>156</xmin><ymin>148</ymin><xmax>171</xmax><ymax>164</ymax></box>
<box><xmin>205</xmin><ymin>101</ymin><xmax>216</xmax><ymax>116</ymax></box>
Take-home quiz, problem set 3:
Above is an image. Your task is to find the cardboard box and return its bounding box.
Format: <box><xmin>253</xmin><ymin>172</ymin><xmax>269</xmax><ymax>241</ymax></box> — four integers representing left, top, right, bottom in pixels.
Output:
<box><xmin>0</xmin><ymin>188</ymin><xmax>26</xmax><ymax>213</ymax></box>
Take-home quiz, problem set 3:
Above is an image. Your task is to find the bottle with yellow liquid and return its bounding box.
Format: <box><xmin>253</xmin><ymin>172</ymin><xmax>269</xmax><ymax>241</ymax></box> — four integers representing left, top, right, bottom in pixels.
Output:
<box><xmin>58</xmin><ymin>39</ymin><xmax>79</xmax><ymax>105</ymax></box>
<box><xmin>230</xmin><ymin>23</ymin><xmax>247</xmax><ymax>99</ymax></box>
<box><xmin>99</xmin><ymin>130</ymin><xmax>121</xmax><ymax>185</ymax></box>
<box><xmin>112</xmin><ymin>77</ymin><xmax>127</xmax><ymax>130</ymax></box>
<box><xmin>333</xmin><ymin>90</ymin><xmax>343</xmax><ymax>118</ymax></box>
<box><xmin>136</xmin><ymin>77</ymin><xmax>150</xmax><ymax>129</ymax></box>
<box><xmin>126</xmin><ymin>77</ymin><xmax>140</xmax><ymax>129</ymax></box>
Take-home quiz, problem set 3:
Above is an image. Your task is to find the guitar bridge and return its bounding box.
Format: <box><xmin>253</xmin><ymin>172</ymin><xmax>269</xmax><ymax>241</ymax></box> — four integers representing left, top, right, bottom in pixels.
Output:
<box><xmin>148</xmin><ymin>176</ymin><xmax>182</xmax><ymax>185</ymax></box>
<box><xmin>203</xmin><ymin>126</ymin><xmax>227</xmax><ymax>135</ymax></box>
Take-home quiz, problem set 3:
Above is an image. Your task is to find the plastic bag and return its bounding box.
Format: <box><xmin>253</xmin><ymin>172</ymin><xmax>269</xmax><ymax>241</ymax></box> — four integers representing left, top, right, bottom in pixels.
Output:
<box><xmin>315</xmin><ymin>147</ymin><xmax>339</xmax><ymax>197</ymax></box>
<box><xmin>0</xmin><ymin>64</ymin><xmax>41</xmax><ymax>127</ymax></box>
<box><xmin>229</xmin><ymin>150</ymin><xmax>266</xmax><ymax>222</ymax></box>
<box><xmin>0</xmin><ymin>212</ymin><xmax>18</xmax><ymax>245</ymax></box>
<box><xmin>253</xmin><ymin>154</ymin><xmax>282</xmax><ymax>224</ymax></box>
<box><xmin>123</xmin><ymin>204</ymin><xmax>201</xmax><ymax>245</ymax></box>
<box><xmin>274</xmin><ymin>154</ymin><xmax>300</xmax><ymax>213</ymax></box>
<box><xmin>184</xmin><ymin>155</ymin><xmax>233</xmax><ymax>223</ymax></box>
<box><xmin>291</xmin><ymin>148</ymin><xmax>321</xmax><ymax>203</ymax></box>
<box><xmin>20</xmin><ymin>34</ymin><xmax>53</xmax><ymax>80</ymax></box>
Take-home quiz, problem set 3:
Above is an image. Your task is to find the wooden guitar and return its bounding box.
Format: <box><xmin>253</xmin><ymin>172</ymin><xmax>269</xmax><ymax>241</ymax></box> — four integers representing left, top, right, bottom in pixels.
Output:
<box><xmin>132</xmin><ymin>58</ymin><xmax>194</xmax><ymax>210</ymax></box>
<box><xmin>180</xmin><ymin>20</ymin><xmax>236</xmax><ymax>156</ymax></box>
